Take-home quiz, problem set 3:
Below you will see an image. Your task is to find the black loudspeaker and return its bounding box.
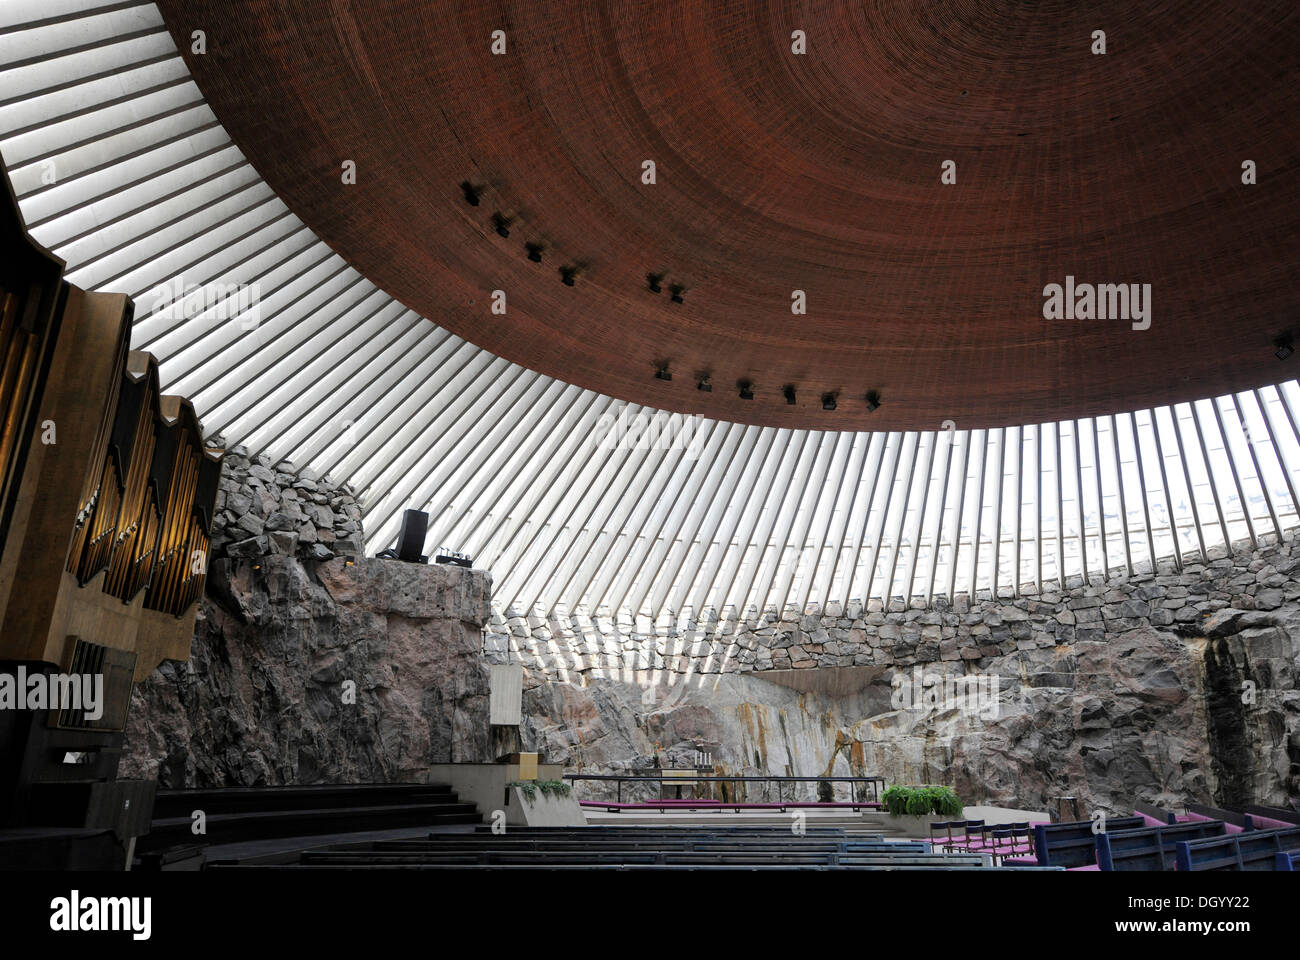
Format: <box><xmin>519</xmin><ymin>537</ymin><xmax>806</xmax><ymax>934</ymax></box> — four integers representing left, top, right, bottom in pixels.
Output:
<box><xmin>395</xmin><ymin>510</ymin><xmax>429</xmax><ymax>563</ymax></box>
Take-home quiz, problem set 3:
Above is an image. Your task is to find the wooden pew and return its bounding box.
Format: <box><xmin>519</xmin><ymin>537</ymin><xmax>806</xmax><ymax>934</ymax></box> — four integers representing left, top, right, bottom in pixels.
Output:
<box><xmin>1020</xmin><ymin>816</ymin><xmax>1145</xmax><ymax>868</ymax></box>
<box><xmin>1175</xmin><ymin>826</ymin><xmax>1300</xmax><ymax>871</ymax></box>
<box><xmin>1096</xmin><ymin>819</ymin><xmax>1226</xmax><ymax>871</ymax></box>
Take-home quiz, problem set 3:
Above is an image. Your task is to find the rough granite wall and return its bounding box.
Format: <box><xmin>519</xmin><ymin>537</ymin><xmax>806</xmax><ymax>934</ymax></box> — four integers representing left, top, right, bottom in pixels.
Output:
<box><xmin>487</xmin><ymin>541</ymin><xmax>1300</xmax><ymax>814</ymax></box>
<box><xmin>121</xmin><ymin>554</ymin><xmax>493</xmax><ymax>785</ymax></box>
<box><xmin>207</xmin><ymin>441</ymin><xmax>365</xmax><ymax>563</ymax></box>
<box><xmin>123</xmin><ymin>454</ymin><xmax>1300</xmax><ymax>814</ymax></box>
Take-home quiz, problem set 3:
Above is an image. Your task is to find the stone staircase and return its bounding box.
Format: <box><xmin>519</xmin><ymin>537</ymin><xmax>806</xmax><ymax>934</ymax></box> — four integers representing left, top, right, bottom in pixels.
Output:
<box><xmin>136</xmin><ymin>784</ymin><xmax>480</xmax><ymax>867</ymax></box>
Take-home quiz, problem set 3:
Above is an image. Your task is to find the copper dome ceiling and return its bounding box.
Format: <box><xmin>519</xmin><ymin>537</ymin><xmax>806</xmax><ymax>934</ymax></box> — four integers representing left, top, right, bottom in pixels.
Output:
<box><xmin>155</xmin><ymin>0</ymin><xmax>1300</xmax><ymax>430</ymax></box>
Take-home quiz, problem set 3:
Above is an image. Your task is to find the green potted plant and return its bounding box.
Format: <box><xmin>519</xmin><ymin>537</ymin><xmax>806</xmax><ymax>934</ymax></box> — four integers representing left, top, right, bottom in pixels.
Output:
<box><xmin>879</xmin><ymin>785</ymin><xmax>963</xmax><ymax>835</ymax></box>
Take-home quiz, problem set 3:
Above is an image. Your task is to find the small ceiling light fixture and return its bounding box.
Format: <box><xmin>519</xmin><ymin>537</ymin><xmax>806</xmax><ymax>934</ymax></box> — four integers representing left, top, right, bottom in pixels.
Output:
<box><xmin>738</xmin><ymin>379</ymin><xmax>754</xmax><ymax>400</ymax></box>
<box><xmin>822</xmin><ymin>392</ymin><xmax>837</xmax><ymax>411</ymax></box>
<box><xmin>460</xmin><ymin>181</ymin><xmax>482</xmax><ymax>206</ymax></box>
<box><xmin>559</xmin><ymin>264</ymin><xmax>579</xmax><ymax>286</ymax></box>
<box><xmin>865</xmin><ymin>389</ymin><xmax>881</xmax><ymax>411</ymax></box>
<box><xmin>654</xmin><ymin>361</ymin><xmax>672</xmax><ymax>381</ymax></box>
<box><xmin>783</xmin><ymin>385</ymin><xmax>797</xmax><ymax>405</ymax></box>
<box><xmin>697</xmin><ymin>374</ymin><xmax>712</xmax><ymax>392</ymax></box>
<box><xmin>525</xmin><ymin>242</ymin><xmax>544</xmax><ymax>263</ymax></box>
<box><xmin>490</xmin><ymin>211</ymin><xmax>512</xmax><ymax>238</ymax></box>
<box><xmin>1276</xmin><ymin>334</ymin><xmax>1294</xmax><ymax>360</ymax></box>
<box><xmin>647</xmin><ymin>272</ymin><xmax>664</xmax><ymax>293</ymax></box>
<box><xmin>669</xmin><ymin>283</ymin><xmax>686</xmax><ymax>304</ymax></box>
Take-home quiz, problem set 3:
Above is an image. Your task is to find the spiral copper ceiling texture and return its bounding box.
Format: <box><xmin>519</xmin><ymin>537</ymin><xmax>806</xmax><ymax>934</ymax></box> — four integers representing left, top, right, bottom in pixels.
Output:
<box><xmin>153</xmin><ymin>0</ymin><xmax>1299</xmax><ymax>431</ymax></box>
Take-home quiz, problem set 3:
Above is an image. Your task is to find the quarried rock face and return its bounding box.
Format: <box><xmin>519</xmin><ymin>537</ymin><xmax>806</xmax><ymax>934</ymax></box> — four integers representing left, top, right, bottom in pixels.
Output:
<box><xmin>122</xmin><ymin>443</ymin><xmax>1300</xmax><ymax>815</ymax></box>
<box><xmin>120</xmin><ymin>554</ymin><xmax>493</xmax><ymax>786</ymax></box>
<box><xmin>511</xmin><ymin>611</ymin><xmax>1297</xmax><ymax>815</ymax></box>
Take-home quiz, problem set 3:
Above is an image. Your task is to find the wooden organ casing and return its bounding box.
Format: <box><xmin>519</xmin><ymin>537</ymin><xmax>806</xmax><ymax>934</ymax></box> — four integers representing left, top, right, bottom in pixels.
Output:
<box><xmin>0</xmin><ymin>156</ymin><xmax>222</xmax><ymax>868</ymax></box>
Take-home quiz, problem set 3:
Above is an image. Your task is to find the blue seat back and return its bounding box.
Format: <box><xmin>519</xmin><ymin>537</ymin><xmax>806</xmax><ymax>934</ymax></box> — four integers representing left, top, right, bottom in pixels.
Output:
<box><xmin>1032</xmin><ymin>816</ymin><xmax>1145</xmax><ymax>867</ymax></box>
<box><xmin>1176</xmin><ymin>826</ymin><xmax>1300</xmax><ymax>871</ymax></box>
<box><xmin>1096</xmin><ymin>820</ymin><xmax>1226</xmax><ymax>871</ymax></box>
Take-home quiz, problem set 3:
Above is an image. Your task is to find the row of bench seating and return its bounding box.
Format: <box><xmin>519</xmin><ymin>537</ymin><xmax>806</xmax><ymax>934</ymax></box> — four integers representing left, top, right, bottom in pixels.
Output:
<box><xmin>1097</xmin><ymin>819</ymin><xmax>1228</xmax><ymax>870</ymax></box>
<box><xmin>1176</xmin><ymin>826</ymin><xmax>1300</xmax><ymax>871</ymax></box>
<box><xmin>135</xmin><ymin>784</ymin><xmax>480</xmax><ymax>869</ymax></box>
<box><xmin>205</xmin><ymin>825</ymin><xmax>1065</xmax><ymax>871</ymax></box>
<box><xmin>1007</xmin><ymin>806</ymin><xmax>1300</xmax><ymax>871</ymax></box>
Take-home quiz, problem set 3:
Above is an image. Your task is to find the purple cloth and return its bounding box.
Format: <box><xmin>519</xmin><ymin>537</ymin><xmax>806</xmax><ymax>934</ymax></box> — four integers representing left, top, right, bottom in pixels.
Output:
<box><xmin>1247</xmin><ymin>814</ymin><xmax>1293</xmax><ymax>830</ymax></box>
<box><xmin>1177</xmin><ymin>812</ymin><xmax>1243</xmax><ymax>833</ymax></box>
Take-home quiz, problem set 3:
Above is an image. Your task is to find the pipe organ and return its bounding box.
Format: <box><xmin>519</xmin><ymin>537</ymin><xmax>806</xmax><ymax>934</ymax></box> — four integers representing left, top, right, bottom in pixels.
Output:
<box><xmin>0</xmin><ymin>159</ymin><xmax>222</xmax><ymax>868</ymax></box>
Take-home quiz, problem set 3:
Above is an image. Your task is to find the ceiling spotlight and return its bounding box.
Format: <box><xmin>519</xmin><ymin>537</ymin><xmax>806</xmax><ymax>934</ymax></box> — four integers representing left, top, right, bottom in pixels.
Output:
<box><xmin>697</xmin><ymin>374</ymin><xmax>712</xmax><ymax>392</ymax></box>
<box><xmin>655</xmin><ymin>362</ymin><xmax>672</xmax><ymax>381</ymax></box>
<box><xmin>1276</xmin><ymin>334</ymin><xmax>1294</xmax><ymax>360</ymax></box>
<box><xmin>491</xmin><ymin>211</ymin><xmax>512</xmax><ymax>238</ymax></box>
<box><xmin>783</xmin><ymin>385</ymin><xmax>797</xmax><ymax>405</ymax></box>
<box><xmin>865</xmin><ymin>389</ymin><xmax>881</xmax><ymax>411</ymax></box>
<box><xmin>559</xmin><ymin>264</ymin><xmax>579</xmax><ymax>286</ymax></box>
<box><xmin>525</xmin><ymin>242</ymin><xmax>544</xmax><ymax>263</ymax></box>
<box><xmin>647</xmin><ymin>273</ymin><xmax>664</xmax><ymax>293</ymax></box>
<box><xmin>738</xmin><ymin>380</ymin><xmax>754</xmax><ymax>400</ymax></box>
<box><xmin>669</xmin><ymin>284</ymin><xmax>686</xmax><ymax>304</ymax></box>
<box><xmin>822</xmin><ymin>392</ymin><xmax>837</xmax><ymax>411</ymax></box>
<box><xmin>460</xmin><ymin>181</ymin><xmax>482</xmax><ymax>206</ymax></box>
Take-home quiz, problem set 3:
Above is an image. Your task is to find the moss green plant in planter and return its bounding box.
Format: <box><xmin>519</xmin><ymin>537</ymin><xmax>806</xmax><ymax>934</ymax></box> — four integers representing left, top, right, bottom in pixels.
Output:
<box><xmin>536</xmin><ymin>780</ymin><xmax>572</xmax><ymax>798</ymax></box>
<box><xmin>509</xmin><ymin>781</ymin><xmax>538</xmax><ymax>803</ymax></box>
<box><xmin>881</xmin><ymin>785</ymin><xmax>962</xmax><ymax>817</ymax></box>
<box><xmin>508</xmin><ymin>780</ymin><xmax>572</xmax><ymax>805</ymax></box>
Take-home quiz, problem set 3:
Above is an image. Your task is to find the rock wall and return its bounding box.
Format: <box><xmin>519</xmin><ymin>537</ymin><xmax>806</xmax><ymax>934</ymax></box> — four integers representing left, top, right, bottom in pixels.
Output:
<box><xmin>121</xmin><ymin>554</ymin><xmax>494</xmax><ymax>787</ymax></box>
<box><xmin>489</xmin><ymin>540</ymin><xmax>1300</xmax><ymax>814</ymax></box>
<box><xmin>123</xmin><ymin>450</ymin><xmax>1300</xmax><ymax>815</ymax></box>
<box><xmin>209</xmin><ymin>442</ymin><xmax>364</xmax><ymax>564</ymax></box>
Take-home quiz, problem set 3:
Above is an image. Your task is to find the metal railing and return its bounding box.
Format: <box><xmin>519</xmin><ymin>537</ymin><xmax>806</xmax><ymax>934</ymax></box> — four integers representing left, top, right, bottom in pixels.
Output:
<box><xmin>563</xmin><ymin>774</ymin><xmax>886</xmax><ymax>805</ymax></box>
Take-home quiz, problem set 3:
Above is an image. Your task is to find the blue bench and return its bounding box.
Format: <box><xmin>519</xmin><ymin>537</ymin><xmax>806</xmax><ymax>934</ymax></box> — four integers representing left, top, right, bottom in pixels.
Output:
<box><xmin>1026</xmin><ymin>816</ymin><xmax>1145</xmax><ymax>868</ymax></box>
<box><xmin>1132</xmin><ymin>801</ymin><xmax>1178</xmax><ymax>825</ymax></box>
<box><xmin>1176</xmin><ymin>826</ymin><xmax>1300</xmax><ymax>871</ymax></box>
<box><xmin>1096</xmin><ymin>820</ymin><xmax>1226</xmax><ymax>871</ymax></box>
<box><xmin>1276</xmin><ymin>850</ymin><xmax>1300</xmax><ymax>871</ymax></box>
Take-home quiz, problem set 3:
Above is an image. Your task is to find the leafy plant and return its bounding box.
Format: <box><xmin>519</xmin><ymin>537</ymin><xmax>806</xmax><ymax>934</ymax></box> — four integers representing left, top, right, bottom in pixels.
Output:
<box><xmin>509</xmin><ymin>781</ymin><xmax>537</xmax><ymax>803</ymax></box>
<box><xmin>537</xmin><ymin>779</ymin><xmax>572</xmax><ymax>798</ymax></box>
<box><xmin>816</xmin><ymin>779</ymin><xmax>834</xmax><ymax>803</ymax></box>
<box><xmin>881</xmin><ymin>785</ymin><xmax>963</xmax><ymax>817</ymax></box>
<box><xmin>508</xmin><ymin>780</ymin><xmax>572</xmax><ymax>805</ymax></box>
